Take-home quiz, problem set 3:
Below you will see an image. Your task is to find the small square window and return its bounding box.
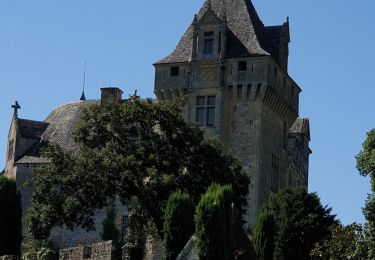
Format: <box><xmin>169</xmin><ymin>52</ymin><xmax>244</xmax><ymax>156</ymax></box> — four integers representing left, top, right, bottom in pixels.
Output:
<box><xmin>238</xmin><ymin>61</ymin><xmax>247</xmax><ymax>71</ymax></box>
<box><xmin>170</xmin><ymin>66</ymin><xmax>180</xmax><ymax>77</ymax></box>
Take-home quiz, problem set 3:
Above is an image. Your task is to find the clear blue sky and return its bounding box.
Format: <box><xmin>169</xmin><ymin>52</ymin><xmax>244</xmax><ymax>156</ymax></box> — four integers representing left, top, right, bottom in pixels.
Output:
<box><xmin>1</xmin><ymin>0</ymin><xmax>374</xmax><ymax>225</ymax></box>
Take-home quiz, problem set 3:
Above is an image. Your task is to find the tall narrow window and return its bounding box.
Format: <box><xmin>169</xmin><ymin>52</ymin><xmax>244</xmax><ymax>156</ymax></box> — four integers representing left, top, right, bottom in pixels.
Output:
<box><xmin>7</xmin><ymin>139</ymin><xmax>14</xmax><ymax>160</ymax></box>
<box><xmin>196</xmin><ymin>96</ymin><xmax>216</xmax><ymax>127</ymax></box>
<box><xmin>203</xmin><ymin>31</ymin><xmax>214</xmax><ymax>55</ymax></box>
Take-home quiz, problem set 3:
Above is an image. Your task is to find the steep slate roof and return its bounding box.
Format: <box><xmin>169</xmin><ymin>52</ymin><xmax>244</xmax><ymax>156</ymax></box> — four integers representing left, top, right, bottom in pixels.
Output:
<box><xmin>18</xmin><ymin>119</ymin><xmax>49</xmax><ymax>139</ymax></box>
<box><xmin>16</xmin><ymin>156</ymin><xmax>51</xmax><ymax>164</ymax></box>
<box><xmin>41</xmin><ymin>100</ymin><xmax>98</xmax><ymax>153</ymax></box>
<box><xmin>264</xmin><ymin>25</ymin><xmax>283</xmax><ymax>61</ymax></box>
<box><xmin>155</xmin><ymin>0</ymin><xmax>271</xmax><ymax>64</ymax></box>
<box><xmin>289</xmin><ymin>118</ymin><xmax>310</xmax><ymax>140</ymax></box>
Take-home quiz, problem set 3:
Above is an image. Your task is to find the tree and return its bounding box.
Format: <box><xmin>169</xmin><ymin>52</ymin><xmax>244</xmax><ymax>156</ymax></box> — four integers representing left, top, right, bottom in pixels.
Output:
<box><xmin>163</xmin><ymin>191</ymin><xmax>194</xmax><ymax>260</ymax></box>
<box><xmin>310</xmin><ymin>223</ymin><xmax>367</xmax><ymax>260</ymax></box>
<box><xmin>258</xmin><ymin>187</ymin><xmax>336</xmax><ymax>260</ymax></box>
<box><xmin>26</xmin><ymin>97</ymin><xmax>249</xmax><ymax>241</ymax></box>
<box><xmin>356</xmin><ymin>129</ymin><xmax>375</xmax><ymax>258</ymax></box>
<box><xmin>126</xmin><ymin>197</ymin><xmax>147</xmax><ymax>260</ymax></box>
<box><xmin>195</xmin><ymin>184</ymin><xmax>233</xmax><ymax>260</ymax></box>
<box><xmin>0</xmin><ymin>175</ymin><xmax>22</xmax><ymax>256</ymax></box>
<box><xmin>101</xmin><ymin>204</ymin><xmax>120</xmax><ymax>247</ymax></box>
<box><xmin>252</xmin><ymin>208</ymin><xmax>275</xmax><ymax>260</ymax></box>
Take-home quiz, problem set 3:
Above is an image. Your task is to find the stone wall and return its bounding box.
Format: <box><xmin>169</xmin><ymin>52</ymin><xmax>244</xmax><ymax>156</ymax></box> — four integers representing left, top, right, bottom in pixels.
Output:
<box><xmin>59</xmin><ymin>241</ymin><xmax>114</xmax><ymax>260</ymax></box>
<box><xmin>143</xmin><ymin>236</ymin><xmax>163</xmax><ymax>260</ymax></box>
<box><xmin>0</xmin><ymin>256</ymin><xmax>19</xmax><ymax>260</ymax></box>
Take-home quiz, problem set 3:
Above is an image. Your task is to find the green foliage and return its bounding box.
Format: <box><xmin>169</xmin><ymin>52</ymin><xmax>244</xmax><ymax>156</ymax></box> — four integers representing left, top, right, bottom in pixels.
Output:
<box><xmin>21</xmin><ymin>238</ymin><xmax>57</xmax><ymax>260</ymax></box>
<box><xmin>310</xmin><ymin>223</ymin><xmax>366</xmax><ymax>260</ymax></box>
<box><xmin>162</xmin><ymin>191</ymin><xmax>194</xmax><ymax>260</ymax></box>
<box><xmin>0</xmin><ymin>175</ymin><xmax>22</xmax><ymax>256</ymax></box>
<box><xmin>356</xmin><ymin>129</ymin><xmax>375</xmax><ymax>189</ymax></box>
<box><xmin>257</xmin><ymin>187</ymin><xmax>336</xmax><ymax>260</ymax></box>
<box><xmin>252</xmin><ymin>208</ymin><xmax>275</xmax><ymax>260</ymax></box>
<box><xmin>26</xmin><ymin>98</ymin><xmax>249</xmax><ymax>239</ymax></box>
<box><xmin>126</xmin><ymin>197</ymin><xmax>147</xmax><ymax>260</ymax></box>
<box><xmin>101</xmin><ymin>204</ymin><xmax>120</xmax><ymax>248</ymax></box>
<box><xmin>357</xmin><ymin>129</ymin><xmax>375</xmax><ymax>259</ymax></box>
<box><xmin>195</xmin><ymin>184</ymin><xmax>233</xmax><ymax>260</ymax></box>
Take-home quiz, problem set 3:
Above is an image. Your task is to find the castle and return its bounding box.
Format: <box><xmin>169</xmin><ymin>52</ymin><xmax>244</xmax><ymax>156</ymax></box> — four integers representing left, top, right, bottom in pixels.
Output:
<box><xmin>154</xmin><ymin>0</ymin><xmax>311</xmax><ymax>226</ymax></box>
<box><xmin>3</xmin><ymin>0</ymin><xmax>310</xmax><ymax>248</ymax></box>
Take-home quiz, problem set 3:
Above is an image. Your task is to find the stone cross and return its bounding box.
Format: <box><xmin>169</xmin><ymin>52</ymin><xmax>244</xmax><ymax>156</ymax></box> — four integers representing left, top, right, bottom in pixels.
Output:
<box><xmin>11</xmin><ymin>101</ymin><xmax>21</xmax><ymax>118</ymax></box>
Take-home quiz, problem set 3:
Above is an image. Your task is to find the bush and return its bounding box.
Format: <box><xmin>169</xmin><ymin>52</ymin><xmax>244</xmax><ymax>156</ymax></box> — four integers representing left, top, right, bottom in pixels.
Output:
<box><xmin>254</xmin><ymin>187</ymin><xmax>336</xmax><ymax>260</ymax></box>
<box><xmin>162</xmin><ymin>191</ymin><xmax>194</xmax><ymax>260</ymax></box>
<box><xmin>195</xmin><ymin>184</ymin><xmax>233</xmax><ymax>260</ymax></box>
<box><xmin>101</xmin><ymin>204</ymin><xmax>120</xmax><ymax>248</ymax></box>
<box><xmin>252</xmin><ymin>208</ymin><xmax>275</xmax><ymax>260</ymax></box>
<box><xmin>0</xmin><ymin>175</ymin><xmax>22</xmax><ymax>255</ymax></box>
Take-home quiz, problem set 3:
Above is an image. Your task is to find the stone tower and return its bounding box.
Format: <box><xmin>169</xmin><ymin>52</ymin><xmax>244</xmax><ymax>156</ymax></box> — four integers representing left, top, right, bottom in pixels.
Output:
<box><xmin>154</xmin><ymin>0</ymin><xmax>311</xmax><ymax>226</ymax></box>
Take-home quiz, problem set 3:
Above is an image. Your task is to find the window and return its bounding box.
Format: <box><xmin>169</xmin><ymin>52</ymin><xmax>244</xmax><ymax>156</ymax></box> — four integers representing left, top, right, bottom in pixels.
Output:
<box><xmin>271</xmin><ymin>154</ymin><xmax>280</xmax><ymax>192</ymax></box>
<box><xmin>203</xmin><ymin>31</ymin><xmax>214</xmax><ymax>55</ymax></box>
<box><xmin>196</xmin><ymin>96</ymin><xmax>216</xmax><ymax>127</ymax></box>
<box><xmin>238</xmin><ymin>61</ymin><xmax>247</xmax><ymax>71</ymax></box>
<box><xmin>170</xmin><ymin>66</ymin><xmax>180</xmax><ymax>77</ymax></box>
<box><xmin>7</xmin><ymin>140</ymin><xmax>14</xmax><ymax>160</ymax></box>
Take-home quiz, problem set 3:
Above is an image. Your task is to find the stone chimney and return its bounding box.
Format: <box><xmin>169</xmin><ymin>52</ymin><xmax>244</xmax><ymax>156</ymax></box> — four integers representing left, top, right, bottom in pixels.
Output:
<box><xmin>100</xmin><ymin>87</ymin><xmax>123</xmax><ymax>105</ymax></box>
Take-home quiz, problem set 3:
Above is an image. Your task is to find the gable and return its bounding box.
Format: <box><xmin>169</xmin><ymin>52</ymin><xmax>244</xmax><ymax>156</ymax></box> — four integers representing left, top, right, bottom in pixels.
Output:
<box><xmin>155</xmin><ymin>0</ymin><xmax>270</xmax><ymax>64</ymax></box>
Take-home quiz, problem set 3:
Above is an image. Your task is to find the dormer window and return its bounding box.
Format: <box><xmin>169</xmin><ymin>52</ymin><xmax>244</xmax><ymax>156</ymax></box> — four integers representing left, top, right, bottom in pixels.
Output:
<box><xmin>203</xmin><ymin>31</ymin><xmax>214</xmax><ymax>55</ymax></box>
<box><xmin>170</xmin><ymin>66</ymin><xmax>180</xmax><ymax>77</ymax></box>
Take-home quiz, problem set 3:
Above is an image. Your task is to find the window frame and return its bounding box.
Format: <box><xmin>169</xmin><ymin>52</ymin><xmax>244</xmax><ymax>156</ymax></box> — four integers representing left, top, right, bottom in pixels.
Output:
<box><xmin>196</xmin><ymin>96</ymin><xmax>216</xmax><ymax>127</ymax></box>
<box><xmin>203</xmin><ymin>31</ymin><xmax>214</xmax><ymax>55</ymax></box>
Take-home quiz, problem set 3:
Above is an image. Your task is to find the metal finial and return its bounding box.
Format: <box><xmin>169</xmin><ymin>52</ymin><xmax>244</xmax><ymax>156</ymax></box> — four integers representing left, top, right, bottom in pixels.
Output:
<box><xmin>11</xmin><ymin>101</ymin><xmax>21</xmax><ymax>118</ymax></box>
<box><xmin>80</xmin><ymin>61</ymin><xmax>87</xmax><ymax>101</ymax></box>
